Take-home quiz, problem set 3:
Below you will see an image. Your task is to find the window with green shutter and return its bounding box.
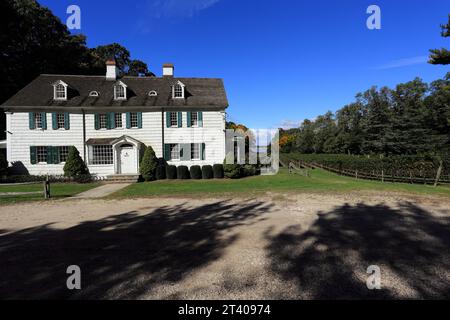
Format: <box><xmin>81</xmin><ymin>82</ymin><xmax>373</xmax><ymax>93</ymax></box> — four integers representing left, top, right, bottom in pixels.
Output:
<box><xmin>30</xmin><ymin>146</ymin><xmax>37</xmax><ymax>164</ymax></box>
<box><xmin>177</xmin><ymin>112</ymin><xmax>182</xmax><ymax>127</ymax></box>
<box><xmin>29</xmin><ymin>112</ymin><xmax>36</xmax><ymax>130</ymax></box>
<box><xmin>198</xmin><ymin>112</ymin><xmax>203</xmax><ymax>127</ymax></box>
<box><xmin>64</xmin><ymin>113</ymin><xmax>70</xmax><ymax>130</ymax></box>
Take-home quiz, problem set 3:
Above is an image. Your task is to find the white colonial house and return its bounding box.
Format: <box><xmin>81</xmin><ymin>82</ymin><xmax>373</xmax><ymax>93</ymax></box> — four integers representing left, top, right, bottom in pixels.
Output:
<box><xmin>1</xmin><ymin>61</ymin><xmax>228</xmax><ymax>180</ymax></box>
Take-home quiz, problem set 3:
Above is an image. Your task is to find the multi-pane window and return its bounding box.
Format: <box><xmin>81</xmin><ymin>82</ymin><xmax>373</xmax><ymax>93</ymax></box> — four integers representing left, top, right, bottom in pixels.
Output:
<box><xmin>190</xmin><ymin>112</ymin><xmax>198</xmax><ymax>127</ymax></box>
<box><xmin>54</xmin><ymin>84</ymin><xmax>66</xmax><ymax>100</ymax></box>
<box><xmin>115</xmin><ymin>113</ymin><xmax>122</xmax><ymax>128</ymax></box>
<box><xmin>114</xmin><ymin>85</ymin><xmax>126</xmax><ymax>100</ymax></box>
<box><xmin>99</xmin><ymin>113</ymin><xmax>107</xmax><ymax>129</ymax></box>
<box><xmin>59</xmin><ymin>146</ymin><xmax>70</xmax><ymax>162</ymax></box>
<box><xmin>57</xmin><ymin>113</ymin><xmax>65</xmax><ymax>129</ymax></box>
<box><xmin>130</xmin><ymin>112</ymin><xmax>138</xmax><ymax>128</ymax></box>
<box><xmin>91</xmin><ymin>145</ymin><xmax>113</xmax><ymax>165</ymax></box>
<box><xmin>34</xmin><ymin>113</ymin><xmax>43</xmax><ymax>129</ymax></box>
<box><xmin>191</xmin><ymin>143</ymin><xmax>200</xmax><ymax>160</ymax></box>
<box><xmin>170</xmin><ymin>144</ymin><xmax>180</xmax><ymax>160</ymax></box>
<box><xmin>170</xmin><ymin>112</ymin><xmax>178</xmax><ymax>127</ymax></box>
<box><xmin>173</xmin><ymin>84</ymin><xmax>183</xmax><ymax>98</ymax></box>
<box><xmin>36</xmin><ymin>146</ymin><xmax>47</xmax><ymax>163</ymax></box>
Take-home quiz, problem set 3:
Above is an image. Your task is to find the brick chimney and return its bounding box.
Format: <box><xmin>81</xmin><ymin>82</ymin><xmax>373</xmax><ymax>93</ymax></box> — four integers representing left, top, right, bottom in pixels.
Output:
<box><xmin>106</xmin><ymin>59</ymin><xmax>118</xmax><ymax>80</ymax></box>
<box><xmin>163</xmin><ymin>63</ymin><xmax>174</xmax><ymax>77</ymax></box>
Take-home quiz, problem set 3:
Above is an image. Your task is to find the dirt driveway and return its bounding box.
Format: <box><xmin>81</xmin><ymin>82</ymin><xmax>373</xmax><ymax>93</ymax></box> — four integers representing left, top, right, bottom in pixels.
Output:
<box><xmin>1</xmin><ymin>192</ymin><xmax>449</xmax><ymax>299</ymax></box>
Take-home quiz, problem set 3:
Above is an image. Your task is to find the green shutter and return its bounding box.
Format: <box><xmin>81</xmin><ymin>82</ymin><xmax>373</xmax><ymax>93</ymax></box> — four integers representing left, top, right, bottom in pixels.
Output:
<box><xmin>126</xmin><ymin>112</ymin><xmax>131</xmax><ymax>129</ymax></box>
<box><xmin>54</xmin><ymin>146</ymin><xmax>61</xmax><ymax>164</ymax></box>
<box><xmin>166</xmin><ymin>112</ymin><xmax>171</xmax><ymax>128</ymax></box>
<box><xmin>64</xmin><ymin>113</ymin><xmax>70</xmax><ymax>130</ymax></box>
<box><xmin>180</xmin><ymin>144</ymin><xmax>191</xmax><ymax>161</ymax></box>
<box><xmin>30</xmin><ymin>146</ymin><xmax>37</xmax><ymax>164</ymax></box>
<box><xmin>187</xmin><ymin>112</ymin><xmax>192</xmax><ymax>127</ymax></box>
<box><xmin>46</xmin><ymin>146</ymin><xmax>53</xmax><ymax>164</ymax></box>
<box><xmin>29</xmin><ymin>113</ymin><xmax>35</xmax><ymax>130</ymax></box>
<box><xmin>94</xmin><ymin>113</ymin><xmax>100</xmax><ymax>130</ymax></box>
<box><xmin>198</xmin><ymin>112</ymin><xmax>203</xmax><ymax>127</ymax></box>
<box><xmin>137</xmin><ymin>112</ymin><xmax>142</xmax><ymax>128</ymax></box>
<box><xmin>177</xmin><ymin>112</ymin><xmax>182</xmax><ymax>127</ymax></box>
<box><xmin>201</xmin><ymin>143</ymin><xmax>205</xmax><ymax>160</ymax></box>
<box><xmin>52</xmin><ymin>113</ymin><xmax>58</xmax><ymax>130</ymax></box>
<box><xmin>107</xmin><ymin>112</ymin><xmax>115</xmax><ymax>129</ymax></box>
<box><xmin>164</xmin><ymin>144</ymin><xmax>171</xmax><ymax>160</ymax></box>
<box><xmin>41</xmin><ymin>112</ymin><xmax>47</xmax><ymax>130</ymax></box>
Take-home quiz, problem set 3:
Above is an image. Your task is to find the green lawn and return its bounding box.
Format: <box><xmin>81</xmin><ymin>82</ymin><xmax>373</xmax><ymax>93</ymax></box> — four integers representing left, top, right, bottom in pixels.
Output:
<box><xmin>0</xmin><ymin>183</ymin><xmax>100</xmax><ymax>204</ymax></box>
<box><xmin>111</xmin><ymin>168</ymin><xmax>450</xmax><ymax>199</ymax></box>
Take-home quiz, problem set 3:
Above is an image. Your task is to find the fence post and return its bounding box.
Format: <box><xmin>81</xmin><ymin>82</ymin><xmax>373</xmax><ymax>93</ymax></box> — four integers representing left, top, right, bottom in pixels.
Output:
<box><xmin>43</xmin><ymin>176</ymin><xmax>51</xmax><ymax>199</ymax></box>
<box><xmin>381</xmin><ymin>169</ymin><xmax>384</xmax><ymax>183</ymax></box>
<box><xmin>355</xmin><ymin>170</ymin><xmax>358</xmax><ymax>179</ymax></box>
<box><xmin>434</xmin><ymin>160</ymin><xmax>443</xmax><ymax>187</ymax></box>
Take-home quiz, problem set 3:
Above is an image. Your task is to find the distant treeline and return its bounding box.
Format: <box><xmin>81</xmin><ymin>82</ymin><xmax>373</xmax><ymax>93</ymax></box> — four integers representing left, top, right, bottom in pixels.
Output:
<box><xmin>280</xmin><ymin>74</ymin><xmax>450</xmax><ymax>157</ymax></box>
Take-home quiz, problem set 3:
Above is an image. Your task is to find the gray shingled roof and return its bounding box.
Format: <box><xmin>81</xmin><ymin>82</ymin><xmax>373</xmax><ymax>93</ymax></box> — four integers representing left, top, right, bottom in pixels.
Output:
<box><xmin>2</xmin><ymin>74</ymin><xmax>228</xmax><ymax>110</ymax></box>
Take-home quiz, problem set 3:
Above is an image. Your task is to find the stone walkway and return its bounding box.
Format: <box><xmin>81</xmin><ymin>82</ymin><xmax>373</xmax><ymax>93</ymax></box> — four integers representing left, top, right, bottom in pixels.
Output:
<box><xmin>71</xmin><ymin>183</ymin><xmax>130</xmax><ymax>199</ymax></box>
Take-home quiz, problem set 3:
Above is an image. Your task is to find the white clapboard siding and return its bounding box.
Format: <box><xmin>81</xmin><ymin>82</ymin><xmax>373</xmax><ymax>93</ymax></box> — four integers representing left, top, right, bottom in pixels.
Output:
<box><xmin>6</xmin><ymin>110</ymin><xmax>225</xmax><ymax>176</ymax></box>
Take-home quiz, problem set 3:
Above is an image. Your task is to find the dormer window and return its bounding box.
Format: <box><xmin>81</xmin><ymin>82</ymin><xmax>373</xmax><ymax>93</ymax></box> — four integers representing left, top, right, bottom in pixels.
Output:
<box><xmin>172</xmin><ymin>81</ymin><xmax>185</xmax><ymax>99</ymax></box>
<box><xmin>89</xmin><ymin>91</ymin><xmax>99</xmax><ymax>97</ymax></box>
<box><xmin>114</xmin><ymin>81</ymin><xmax>127</xmax><ymax>100</ymax></box>
<box><xmin>53</xmin><ymin>80</ymin><xmax>68</xmax><ymax>100</ymax></box>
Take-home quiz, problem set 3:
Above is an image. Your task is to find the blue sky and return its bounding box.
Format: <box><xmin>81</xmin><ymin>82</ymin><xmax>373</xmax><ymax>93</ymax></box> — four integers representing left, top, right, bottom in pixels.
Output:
<box><xmin>40</xmin><ymin>0</ymin><xmax>449</xmax><ymax>128</ymax></box>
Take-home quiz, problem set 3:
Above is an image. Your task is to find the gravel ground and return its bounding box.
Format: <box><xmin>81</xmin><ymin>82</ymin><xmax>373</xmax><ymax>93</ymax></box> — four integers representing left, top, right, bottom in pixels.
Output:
<box><xmin>0</xmin><ymin>191</ymin><xmax>449</xmax><ymax>299</ymax></box>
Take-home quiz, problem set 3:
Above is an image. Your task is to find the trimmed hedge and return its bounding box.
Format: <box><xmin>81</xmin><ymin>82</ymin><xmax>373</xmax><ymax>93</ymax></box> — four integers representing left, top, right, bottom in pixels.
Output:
<box><xmin>155</xmin><ymin>158</ymin><xmax>167</xmax><ymax>180</ymax></box>
<box><xmin>190</xmin><ymin>165</ymin><xmax>202</xmax><ymax>179</ymax></box>
<box><xmin>0</xmin><ymin>153</ymin><xmax>7</xmax><ymax>176</ymax></box>
<box><xmin>243</xmin><ymin>164</ymin><xmax>257</xmax><ymax>177</ymax></box>
<box><xmin>166</xmin><ymin>165</ymin><xmax>177</xmax><ymax>179</ymax></box>
<box><xmin>213</xmin><ymin>164</ymin><xmax>224</xmax><ymax>179</ymax></box>
<box><xmin>202</xmin><ymin>165</ymin><xmax>213</xmax><ymax>179</ymax></box>
<box><xmin>177</xmin><ymin>165</ymin><xmax>190</xmax><ymax>179</ymax></box>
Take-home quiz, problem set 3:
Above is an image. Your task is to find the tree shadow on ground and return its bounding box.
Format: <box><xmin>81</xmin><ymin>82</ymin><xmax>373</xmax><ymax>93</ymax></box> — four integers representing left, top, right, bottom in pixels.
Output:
<box><xmin>0</xmin><ymin>200</ymin><xmax>271</xmax><ymax>299</ymax></box>
<box><xmin>265</xmin><ymin>202</ymin><xmax>450</xmax><ymax>299</ymax></box>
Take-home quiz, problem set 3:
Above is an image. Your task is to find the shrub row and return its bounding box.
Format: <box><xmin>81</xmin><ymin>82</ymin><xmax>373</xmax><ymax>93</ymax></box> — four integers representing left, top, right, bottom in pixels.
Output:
<box><xmin>282</xmin><ymin>153</ymin><xmax>450</xmax><ymax>180</ymax></box>
<box><xmin>147</xmin><ymin>162</ymin><xmax>225</xmax><ymax>180</ymax></box>
<box><xmin>223</xmin><ymin>163</ymin><xmax>260</xmax><ymax>179</ymax></box>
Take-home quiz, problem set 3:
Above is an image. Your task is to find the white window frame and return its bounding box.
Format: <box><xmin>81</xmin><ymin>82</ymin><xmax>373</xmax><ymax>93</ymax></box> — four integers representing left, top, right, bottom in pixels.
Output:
<box><xmin>59</xmin><ymin>146</ymin><xmax>70</xmax><ymax>163</ymax></box>
<box><xmin>130</xmin><ymin>112</ymin><xmax>139</xmax><ymax>128</ymax></box>
<box><xmin>190</xmin><ymin>112</ymin><xmax>198</xmax><ymax>127</ymax></box>
<box><xmin>170</xmin><ymin>112</ymin><xmax>178</xmax><ymax>127</ymax></box>
<box><xmin>170</xmin><ymin>144</ymin><xmax>180</xmax><ymax>160</ymax></box>
<box><xmin>90</xmin><ymin>145</ymin><xmax>114</xmax><ymax>165</ymax></box>
<box><xmin>36</xmin><ymin>146</ymin><xmax>47</xmax><ymax>164</ymax></box>
<box><xmin>99</xmin><ymin>113</ymin><xmax>107</xmax><ymax>129</ymax></box>
<box><xmin>57</xmin><ymin>113</ymin><xmax>65</xmax><ymax>129</ymax></box>
<box><xmin>172</xmin><ymin>81</ymin><xmax>185</xmax><ymax>99</ymax></box>
<box><xmin>114</xmin><ymin>113</ymin><xmax>122</xmax><ymax>128</ymax></box>
<box><xmin>114</xmin><ymin>81</ymin><xmax>127</xmax><ymax>100</ymax></box>
<box><xmin>34</xmin><ymin>113</ymin><xmax>43</xmax><ymax>129</ymax></box>
<box><xmin>191</xmin><ymin>143</ymin><xmax>200</xmax><ymax>160</ymax></box>
<box><xmin>53</xmin><ymin>81</ymin><xmax>68</xmax><ymax>100</ymax></box>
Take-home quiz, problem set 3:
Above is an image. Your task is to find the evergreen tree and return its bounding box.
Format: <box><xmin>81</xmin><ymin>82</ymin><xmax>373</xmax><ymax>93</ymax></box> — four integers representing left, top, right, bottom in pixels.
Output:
<box><xmin>429</xmin><ymin>14</ymin><xmax>450</xmax><ymax>65</ymax></box>
<box><xmin>63</xmin><ymin>146</ymin><xmax>89</xmax><ymax>177</ymax></box>
<box><xmin>139</xmin><ymin>146</ymin><xmax>158</xmax><ymax>181</ymax></box>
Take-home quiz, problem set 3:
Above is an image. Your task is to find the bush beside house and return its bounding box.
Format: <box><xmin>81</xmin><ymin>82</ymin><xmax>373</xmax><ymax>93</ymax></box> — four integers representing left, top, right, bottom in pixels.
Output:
<box><xmin>166</xmin><ymin>165</ymin><xmax>177</xmax><ymax>179</ymax></box>
<box><xmin>190</xmin><ymin>165</ymin><xmax>202</xmax><ymax>179</ymax></box>
<box><xmin>202</xmin><ymin>165</ymin><xmax>213</xmax><ymax>179</ymax></box>
<box><xmin>213</xmin><ymin>164</ymin><xmax>224</xmax><ymax>179</ymax></box>
<box><xmin>177</xmin><ymin>166</ymin><xmax>190</xmax><ymax>179</ymax></box>
<box><xmin>63</xmin><ymin>146</ymin><xmax>90</xmax><ymax>180</ymax></box>
<box><xmin>0</xmin><ymin>153</ymin><xmax>7</xmax><ymax>177</ymax></box>
<box><xmin>140</xmin><ymin>146</ymin><xmax>158</xmax><ymax>181</ymax></box>
<box><xmin>155</xmin><ymin>158</ymin><xmax>167</xmax><ymax>180</ymax></box>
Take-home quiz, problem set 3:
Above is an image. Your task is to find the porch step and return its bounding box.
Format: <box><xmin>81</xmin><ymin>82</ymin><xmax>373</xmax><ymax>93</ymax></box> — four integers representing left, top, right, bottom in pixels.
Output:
<box><xmin>105</xmin><ymin>174</ymin><xmax>140</xmax><ymax>183</ymax></box>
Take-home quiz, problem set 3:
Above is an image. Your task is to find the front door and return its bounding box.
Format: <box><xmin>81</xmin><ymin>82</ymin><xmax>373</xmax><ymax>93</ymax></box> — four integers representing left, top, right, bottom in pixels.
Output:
<box><xmin>119</xmin><ymin>146</ymin><xmax>136</xmax><ymax>174</ymax></box>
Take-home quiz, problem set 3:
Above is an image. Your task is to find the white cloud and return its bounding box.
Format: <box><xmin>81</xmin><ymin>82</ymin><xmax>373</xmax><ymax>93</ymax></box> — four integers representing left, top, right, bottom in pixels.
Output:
<box><xmin>148</xmin><ymin>0</ymin><xmax>220</xmax><ymax>18</ymax></box>
<box><xmin>376</xmin><ymin>55</ymin><xmax>428</xmax><ymax>70</ymax></box>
